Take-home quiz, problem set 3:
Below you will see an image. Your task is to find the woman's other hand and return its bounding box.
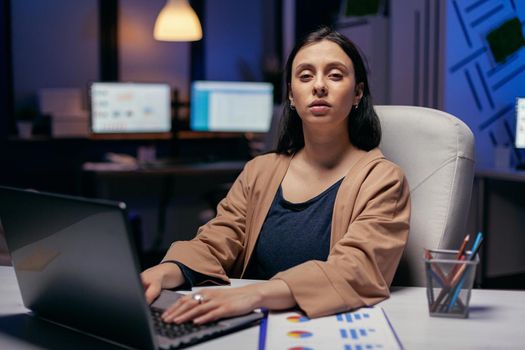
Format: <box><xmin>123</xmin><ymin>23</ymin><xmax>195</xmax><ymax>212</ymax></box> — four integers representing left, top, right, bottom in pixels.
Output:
<box><xmin>141</xmin><ymin>263</ymin><xmax>185</xmax><ymax>304</ymax></box>
<box><xmin>161</xmin><ymin>279</ymin><xmax>295</xmax><ymax>324</ymax></box>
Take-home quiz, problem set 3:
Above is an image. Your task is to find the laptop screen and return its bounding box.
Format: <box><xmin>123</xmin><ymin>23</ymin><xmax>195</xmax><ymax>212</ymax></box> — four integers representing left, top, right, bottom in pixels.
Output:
<box><xmin>190</xmin><ymin>81</ymin><xmax>273</xmax><ymax>132</ymax></box>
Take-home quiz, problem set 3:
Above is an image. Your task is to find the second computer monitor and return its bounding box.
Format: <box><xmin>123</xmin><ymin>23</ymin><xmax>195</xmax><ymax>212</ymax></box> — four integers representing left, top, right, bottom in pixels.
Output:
<box><xmin>516</xmin><ymin>97</ymin><xmax>525</xmax><ymax>149</ymax></box>
<box><xmin>190</xmin><ymin>81</ymin><xmax>273</xmax><ymax>133</ymax></box>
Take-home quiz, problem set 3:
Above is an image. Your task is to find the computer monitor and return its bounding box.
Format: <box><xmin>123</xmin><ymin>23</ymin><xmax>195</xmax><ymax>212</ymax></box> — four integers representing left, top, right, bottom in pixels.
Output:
<box><xmin>190</xmin><ymin>81</ymin><xmax>273</xmax><ymax>133</ymax></box>
<box><xmin>89</xmin><ymin>82</ymin><xmax>172</xmax><ymax>139</ymax></box>
<box><xmin>516</xmin><ymin>97</ymin><xmax>525</xmax><ymax>149</ymax></box>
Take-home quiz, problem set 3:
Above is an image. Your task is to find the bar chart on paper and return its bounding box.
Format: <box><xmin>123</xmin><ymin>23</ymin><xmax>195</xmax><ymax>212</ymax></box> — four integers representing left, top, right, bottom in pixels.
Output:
<box><xmin>265</xmin><ymin>307</ymin><xmax>402</xmax><ymax>350</ymax></box>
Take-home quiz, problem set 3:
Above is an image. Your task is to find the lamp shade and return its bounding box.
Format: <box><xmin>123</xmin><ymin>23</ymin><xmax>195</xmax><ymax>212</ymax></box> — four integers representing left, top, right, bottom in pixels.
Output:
<box><xmin>154</xmin><ymin>0</ymin><xmax>202</xmax><ymax>41</ymax></box>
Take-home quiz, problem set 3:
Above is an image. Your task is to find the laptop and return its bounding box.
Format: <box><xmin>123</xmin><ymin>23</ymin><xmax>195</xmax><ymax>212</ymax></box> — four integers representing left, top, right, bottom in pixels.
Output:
<box><xmin>0</xmin><ymin>186</ymin><xmax>263</xmax><ymax>349</ymax></box>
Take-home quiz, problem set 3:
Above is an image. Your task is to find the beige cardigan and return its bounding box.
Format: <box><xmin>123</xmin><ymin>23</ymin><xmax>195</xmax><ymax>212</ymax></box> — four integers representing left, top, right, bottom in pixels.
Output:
<box><xmin>163</xmin><ymin>148</ymin><xmax>411</xmax><ymax>318</ymax></box>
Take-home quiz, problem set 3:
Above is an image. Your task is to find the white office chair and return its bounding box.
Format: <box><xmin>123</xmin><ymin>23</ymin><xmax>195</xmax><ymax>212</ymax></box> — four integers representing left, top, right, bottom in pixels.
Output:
<box><xmin>375</xmin><ymin>105</ymin><xmax>475</xmax><ymax>286</ymax></box>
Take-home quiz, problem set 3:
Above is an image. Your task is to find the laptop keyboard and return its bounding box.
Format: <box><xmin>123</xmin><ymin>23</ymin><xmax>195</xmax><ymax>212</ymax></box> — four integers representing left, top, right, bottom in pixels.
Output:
<box><xmin>151</xmin><ymin>307</ymin><xmax>222</xmax><ymax>348</ymax></box>
<box><xmin>150</xmin><ymin>305</ymin><xmax>263</xmax><ymax>349</ymax></box>
<box><xmin>151</xmin><ymin>307</ymin><xmax>219</xmax><ymax>337</ymax></box>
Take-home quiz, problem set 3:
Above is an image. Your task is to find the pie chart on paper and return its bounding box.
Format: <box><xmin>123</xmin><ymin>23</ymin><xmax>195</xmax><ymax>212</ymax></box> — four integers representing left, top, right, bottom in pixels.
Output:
<box><xmin>286</xmin><ymin>315</ymin><xmax>310</xmax><ymax>323</ymax></box>
<box><xmin>287</xmin><ymin>330</ymin><xmax>313</xmax><ymax>338</ymax></box>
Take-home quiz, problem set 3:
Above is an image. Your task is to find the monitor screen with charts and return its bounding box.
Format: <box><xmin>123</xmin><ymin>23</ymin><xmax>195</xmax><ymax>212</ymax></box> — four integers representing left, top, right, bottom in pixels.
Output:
<box><xmin>516</xmin><ymin>97</ymin><xmax>525</xmax><ymax>148</ymax></box>
<box><xmin>89</xmin><ymin>82</ymin><xmax>172</xmax><ymax>139</ymax></box>
<box><xmin>190</xmin><ymin>81</ymin><xmax>273</xmax><ymax>133</ymax></box>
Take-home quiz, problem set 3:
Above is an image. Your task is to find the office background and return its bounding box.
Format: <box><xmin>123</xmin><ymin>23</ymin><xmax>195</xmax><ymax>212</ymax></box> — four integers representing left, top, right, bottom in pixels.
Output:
<box><xmin>1</xmin><ymin>0</ymin><xmax>524</xmax><ymax>287</ymax></box>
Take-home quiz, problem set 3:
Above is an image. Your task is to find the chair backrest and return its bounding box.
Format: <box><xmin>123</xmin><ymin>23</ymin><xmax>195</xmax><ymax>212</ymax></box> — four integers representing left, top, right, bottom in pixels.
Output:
<box><xmin>375</xmin><ymin>105</ymin><xmax>475</xmax><ymax>286</ymax></box>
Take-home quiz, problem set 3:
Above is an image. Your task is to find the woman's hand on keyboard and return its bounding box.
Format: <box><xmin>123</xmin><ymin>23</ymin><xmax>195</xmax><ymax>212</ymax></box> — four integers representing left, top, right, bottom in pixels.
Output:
<box><xmin>161</xmin><ymin>280</ymin><xmax>295</xmax><ymax>324</ymax></box>
<box><xmin>141</xmin><ymin>264</ymin><xmax>185</xmax><ymax>304</ymax></box>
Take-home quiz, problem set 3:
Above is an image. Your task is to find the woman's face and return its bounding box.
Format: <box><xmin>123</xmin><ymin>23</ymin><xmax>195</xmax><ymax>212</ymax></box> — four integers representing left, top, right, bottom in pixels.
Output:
<box><xmin>289</xmin><ymin>40</ymin><xmax>363</xmax><ymax>130</ymax></box>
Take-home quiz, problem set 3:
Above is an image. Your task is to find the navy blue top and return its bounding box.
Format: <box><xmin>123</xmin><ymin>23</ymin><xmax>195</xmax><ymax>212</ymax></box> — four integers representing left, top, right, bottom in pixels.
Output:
<box><xmin>243</xmin><ymin>178</ymin><xmax>343</xmax><ymax>279</ymax></box>
<box><xmin>175</xmin><ymin>178</ymin><xmax>343</xmax><ymax>286</ymax></box>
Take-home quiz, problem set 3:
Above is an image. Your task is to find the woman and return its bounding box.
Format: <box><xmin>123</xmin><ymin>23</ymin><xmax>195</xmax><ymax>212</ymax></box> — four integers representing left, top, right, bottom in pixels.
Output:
<box><xmin>141</xmin><ymin>26</ymin><xmax>410</xmax><ymax>325</ymax></box>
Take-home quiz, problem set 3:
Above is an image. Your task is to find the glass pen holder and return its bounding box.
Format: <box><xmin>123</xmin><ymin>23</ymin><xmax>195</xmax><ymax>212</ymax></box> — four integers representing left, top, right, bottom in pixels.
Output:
<box><xmin>424</xmin><ymin>249</ymin><xmax>479</xmax><ymax>318</ymax></box>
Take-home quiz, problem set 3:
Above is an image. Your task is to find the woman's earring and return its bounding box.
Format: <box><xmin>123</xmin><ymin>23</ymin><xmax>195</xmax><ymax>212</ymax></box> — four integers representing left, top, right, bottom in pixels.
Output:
<box><xmin>354</xmin><ymin>103</ymin><xmax>359</xmax><ymax>110</ymax></box>
<box><xmin>290</xmin><ymin>102</ymin><xmax>296</xmax><ymax>110</ymax></box>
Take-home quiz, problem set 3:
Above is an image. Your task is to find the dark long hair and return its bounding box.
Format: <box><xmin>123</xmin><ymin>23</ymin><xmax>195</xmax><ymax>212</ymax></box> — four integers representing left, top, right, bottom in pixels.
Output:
<box><xmin>275</xmin><ymin>26</ymin><xmax>381</xmax><ymax>154</ymax></box>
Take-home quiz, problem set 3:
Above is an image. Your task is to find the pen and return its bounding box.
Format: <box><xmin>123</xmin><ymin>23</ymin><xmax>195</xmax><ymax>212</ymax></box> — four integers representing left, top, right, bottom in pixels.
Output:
<box><xmin>468</xmin><ymin>233</ymin><xmax>483</xmax><ymax>260</ymax></box>
<box><xmin>446</xmin><ymin>272</ymin><xmax>468</xmax><ymax>312</ymax></box>
<box><xmin>258</xmin><ymin>308</ymin><xmax>269</xmax><ymax>350</ymax></box>
<box><xmin>446</xmin><ymin>234</ymin><xmax>470</xmax><ymax>283</ymax></box>
<box><xmin>445</xmin><ymin>234</ymin><xmax>484</xmax><ymax>311</ymax></box>
<box><xmin>445</xmin><ymin>233</ymin><xmax>480</xmax><ymax>287</ymax></box>
<box><xmin>455</xmin><ymin>234</ymin><xmax>470</xmax><ymax>260</ymax></box>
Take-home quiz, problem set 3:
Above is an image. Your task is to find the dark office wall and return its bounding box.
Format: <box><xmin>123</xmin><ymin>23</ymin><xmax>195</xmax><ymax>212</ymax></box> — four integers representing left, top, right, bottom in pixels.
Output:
<box><xmin>295</xmin><ymin>0</ymin><xmax>341</xmax><ymax>41</ymax></box>
<box><xmin>0</xmin><ymin>0</ymin><xmax>13</xmax><ymax>139</ymax></box>
<box><xmin>11</xmin><ymin>0</ymin><xmax>99</xmax><ymax>113</ymax></box>
<box><xmin>0</xmin><ymin>0</ymin><xmax>99</xmax><ymax>195</ymax></box>
<box><xmin>205</xmin><ymin>0</ymin><xmax>265</xmax><ymax>81</ymax></box>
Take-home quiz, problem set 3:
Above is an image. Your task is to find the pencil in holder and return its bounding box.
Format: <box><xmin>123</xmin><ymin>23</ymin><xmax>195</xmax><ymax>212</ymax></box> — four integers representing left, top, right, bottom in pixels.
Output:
<box><xmin>424</xmin><ymin>249</ymin><xmax>479</xmax><ymax>318</ymax></box>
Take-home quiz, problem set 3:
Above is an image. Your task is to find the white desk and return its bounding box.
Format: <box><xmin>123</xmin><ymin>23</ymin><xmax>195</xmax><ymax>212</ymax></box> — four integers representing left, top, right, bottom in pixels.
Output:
<box><xmin>1</xmin><ymin>266</ymin><xmax>524</xmax><ymax>349</ymax></box>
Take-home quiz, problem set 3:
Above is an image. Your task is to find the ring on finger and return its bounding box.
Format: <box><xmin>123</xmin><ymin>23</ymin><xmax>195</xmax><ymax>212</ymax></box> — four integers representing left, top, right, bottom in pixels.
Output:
<box><xmin>191</xmin><ymin>293</ymin><xmax>207</xmax><ymax>304</ymax></box>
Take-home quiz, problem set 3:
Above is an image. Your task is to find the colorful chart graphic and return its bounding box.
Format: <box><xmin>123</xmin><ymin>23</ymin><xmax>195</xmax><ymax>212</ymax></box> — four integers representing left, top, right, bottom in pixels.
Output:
<box><xmin>337</xmin><ymin>311</ymin><xmax>371</xmax><ymax>323</ymax></box>
<box><xmin>287</xmin><ymin>330</ymin><xmax>313</xmax><ymax>339</ymax></box>
<box><xmin>343</xmin><ymin>345</ymin><xmax>378</xmax><ymax>350</ymax></box>
<box><xmin>286</xmin><ymin>315</ymin><xmax>310</xmax><ymax>323</ymax></box>
<box><xmin>340</xmin><ymin>328</ymin><xmax>376</xmax><ymax>340</ymax></box>
<box><xmin>288</xmin><ymin>347</ymin><xmax>314</xmax><ymax>350</ymax></box>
